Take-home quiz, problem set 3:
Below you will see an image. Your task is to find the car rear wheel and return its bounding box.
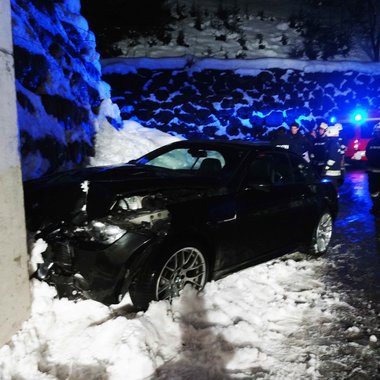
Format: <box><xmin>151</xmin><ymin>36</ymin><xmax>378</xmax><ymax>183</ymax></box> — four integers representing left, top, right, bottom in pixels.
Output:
<box><xmin>130</xmin><ymin>242</ymin><xmax>208</xmax><ymax>310</ymax></box>
<box><xmin>307</xmin><ymin>212</ymin><xmax>333</xmax><ymax>255</ymax></box>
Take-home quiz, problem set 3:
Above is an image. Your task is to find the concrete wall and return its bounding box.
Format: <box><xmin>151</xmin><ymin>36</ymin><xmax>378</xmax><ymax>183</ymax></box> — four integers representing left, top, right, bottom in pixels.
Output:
<box><xmin>0</xmin><ymin>0</ymin><xmax>31</xmax><ymax>346</ymax></box>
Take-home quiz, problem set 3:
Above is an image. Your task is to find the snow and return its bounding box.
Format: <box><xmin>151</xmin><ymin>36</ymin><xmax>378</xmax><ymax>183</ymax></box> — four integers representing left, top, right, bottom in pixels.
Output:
<box><xmin>114</xmin><ymin>0</ymin><xmax>370</xmax><ymax>62</ymax></box>
<box><xmin>1</xmin><ymin>237</ymin><xmax>340</xmax><ymax>379</ymax></box>
<box><xmin>102</xmin><ymin>55</ymin><xmax>380</xmax><ymax>76</ymax></box>
<box><xmin>2</xmin><ymin>0</ymin><xmax>378</xmax><ymax>378</ymax></box>
<box><xmin>90</xmin><ymin>99</ymin><xmax>182</xmax><ymax>166</ymax></box>
<box><xmin>0</xmin><ymin>114</ymin><xmax>360</xmax><ymax>379</ymax></box>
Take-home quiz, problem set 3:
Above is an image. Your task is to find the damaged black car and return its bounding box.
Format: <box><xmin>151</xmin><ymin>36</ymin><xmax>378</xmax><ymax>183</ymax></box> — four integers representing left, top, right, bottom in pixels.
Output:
<box><xmin>24</xmin><ymin>140</ymin><xmax>338</xmax><ymax>310</ymax></box>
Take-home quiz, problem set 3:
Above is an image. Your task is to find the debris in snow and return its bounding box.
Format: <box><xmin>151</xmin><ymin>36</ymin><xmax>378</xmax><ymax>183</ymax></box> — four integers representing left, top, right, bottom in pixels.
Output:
<box><xmin>346</xmin><ymin>326</ymin><xmax>362</xmax><ymax>339</ymax></box>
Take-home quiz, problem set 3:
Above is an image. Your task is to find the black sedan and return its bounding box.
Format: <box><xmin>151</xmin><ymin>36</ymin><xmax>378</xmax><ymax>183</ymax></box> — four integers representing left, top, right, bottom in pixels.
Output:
<box><xmin>24</xmin><ymin>140</ymin><xmax>338</xmax><ymax>310</ymax></box>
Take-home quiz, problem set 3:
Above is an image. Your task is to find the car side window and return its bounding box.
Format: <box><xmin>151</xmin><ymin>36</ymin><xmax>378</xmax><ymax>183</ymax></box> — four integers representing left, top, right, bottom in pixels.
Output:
<box><xmin>288</xmin><ymin>155</ymin><xmax>317</xmax><ymax>184</ymax></box>
<box><xmin>247</xmin><ymin>155</ymin><xmax>273</xmax><ymax>183</ymax></box>
<box><xmin>270</xmin><ymin>153</ymin><xmax>293</xmax><ymax>184</ymax></box>
<box><xmin>245</xmin><ymin>152</ymin><xmax>293</xmax><ymax>185</ymax></box>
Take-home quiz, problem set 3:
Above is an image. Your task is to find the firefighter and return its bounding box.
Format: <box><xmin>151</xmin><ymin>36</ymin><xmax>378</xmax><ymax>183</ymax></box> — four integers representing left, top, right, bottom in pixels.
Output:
<box><xmin>324</xmin><ymin>124</ymin><xmax>343</xmax><ymax>190</ymax></box>
<box><xmin>365</xmin><ymin>122</ymin><xmax>380</xmax><ymax>215</ymax></box>
<box><xmin>310</xmin><ymin>122</ymin><xmax>329</xmax><ymax>176</ymax></box>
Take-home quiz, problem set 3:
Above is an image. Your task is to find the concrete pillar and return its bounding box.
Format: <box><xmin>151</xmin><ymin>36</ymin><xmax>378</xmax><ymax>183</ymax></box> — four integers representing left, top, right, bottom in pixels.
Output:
<box><xmin>0</xmin><ymin>0</ymin><xmax>31</xmax><ymax>346</ymax></box>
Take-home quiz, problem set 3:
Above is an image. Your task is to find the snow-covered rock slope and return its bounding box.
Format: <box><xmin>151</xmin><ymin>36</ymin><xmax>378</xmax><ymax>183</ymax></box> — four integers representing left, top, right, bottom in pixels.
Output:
<box><xmin>12</xmin><ymin>0</ymin><xmax>112</xmax><ymax>180</ymax></box>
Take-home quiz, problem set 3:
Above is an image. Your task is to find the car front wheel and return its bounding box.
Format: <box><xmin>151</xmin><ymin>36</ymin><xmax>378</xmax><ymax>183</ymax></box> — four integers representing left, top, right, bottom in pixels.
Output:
<box><xmin>307</xmin><ymin>212</ymin><xmax>333</xmax><ymax>255</ymax></box>
<box><xmin>130</xmin><ymin>242</ymin><xmax>208</xmax><ymax>310</ymax></box>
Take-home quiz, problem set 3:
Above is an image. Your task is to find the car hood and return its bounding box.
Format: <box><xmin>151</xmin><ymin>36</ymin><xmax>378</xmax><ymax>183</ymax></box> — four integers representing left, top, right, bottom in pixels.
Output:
<box><xmin>26</xmin><ymin>163</ymin><xmax>218</xmax><ymax>186</ymax></box>
<box><xmin>24</xmin><ymin>163</ymin><xmax>225</xmax><ymax>226</ymax></box>
<box><xmin>84</xmin><ymin>164</ymin><xmax>224</xmax><ymax>219</ymax></box>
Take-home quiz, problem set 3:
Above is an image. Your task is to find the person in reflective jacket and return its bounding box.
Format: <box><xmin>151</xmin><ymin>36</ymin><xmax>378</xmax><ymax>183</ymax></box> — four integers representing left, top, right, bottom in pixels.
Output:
<box><xmin>365</xmin><ymin>122</ymin><xmax>380</xmax><ymax>215</ymax></box>
<box><xmin>323</xmin><ymin>124</ymin><xmax>343</xmax><ymax>190</ymax></box>
<box><xmin>310</xmin><ymin>122</ymin><xmax>329</xmax><ymax>176</ymax></box>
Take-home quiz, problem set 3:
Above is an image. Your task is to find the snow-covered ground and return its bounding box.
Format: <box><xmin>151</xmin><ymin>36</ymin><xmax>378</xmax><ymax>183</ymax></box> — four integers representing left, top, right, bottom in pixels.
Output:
<box><xmin>0</xmin><ymin>117</ymin><xmax>375</xmax><ymax>380</ymax></box>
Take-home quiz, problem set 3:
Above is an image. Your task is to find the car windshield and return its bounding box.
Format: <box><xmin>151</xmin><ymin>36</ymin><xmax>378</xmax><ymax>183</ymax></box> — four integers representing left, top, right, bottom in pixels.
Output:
<box><xmin>135</xmin><ymin>145</ymin><xmax>247</xmax><ymax>180</ymax></box>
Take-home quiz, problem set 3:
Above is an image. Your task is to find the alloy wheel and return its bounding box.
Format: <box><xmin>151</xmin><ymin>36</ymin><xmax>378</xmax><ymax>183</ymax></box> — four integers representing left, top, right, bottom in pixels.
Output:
<box><xmin>155</xmin><ymin>246</ymin><xmax>207</xmax><ymax>301</ymax></box>
<box><xmin>315</xmin><ymin>213</ymin><xmax>333</xmax><ymax>253</ymax></box>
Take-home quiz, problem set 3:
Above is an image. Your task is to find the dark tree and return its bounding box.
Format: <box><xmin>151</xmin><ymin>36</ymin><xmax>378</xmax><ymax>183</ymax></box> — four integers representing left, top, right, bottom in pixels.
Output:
<box><xmin>288</xmin><ymin>2</ymin><xmax>352</xmax><ymax>60</ymax></box>
<box><xmin>81</xmin><ymin>0</ymin><xmax>172</xmax><ymax>57</ymax></box>
<box><xmin>346</xmin><ymin>0</ymin><xmax>380</xmax><ymax>61</ymax></box>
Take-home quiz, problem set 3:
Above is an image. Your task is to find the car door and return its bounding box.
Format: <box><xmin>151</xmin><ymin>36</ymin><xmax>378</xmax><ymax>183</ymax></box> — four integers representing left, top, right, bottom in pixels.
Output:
<box><xmin>287</xmin><ymin>154</ymin><xmax>321</xmax><ymax>240</ymax></box>
<box><xmin>229</xmin><ymin>151</ymin><xmax>306</xmax><ymax>267</ymax></box>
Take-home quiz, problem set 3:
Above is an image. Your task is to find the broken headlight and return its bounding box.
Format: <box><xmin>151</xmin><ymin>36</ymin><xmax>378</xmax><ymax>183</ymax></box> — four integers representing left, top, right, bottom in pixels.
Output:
<box><xmin>84</xmin><ymin>220</ymin><xmax>127</xmax><ymax>244</ymax></box>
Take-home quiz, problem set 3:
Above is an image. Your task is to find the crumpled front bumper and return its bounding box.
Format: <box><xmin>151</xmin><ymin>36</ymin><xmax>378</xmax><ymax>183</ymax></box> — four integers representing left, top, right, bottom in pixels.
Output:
<box><xmin>34</xmin><ymin>230</ymin><xmax>157</xmax><ymax>305</ymax></box>
<box><xmin>34</xmin><ymin>240</ymin><xmax>90</xmax><ymax>301</ymax></box>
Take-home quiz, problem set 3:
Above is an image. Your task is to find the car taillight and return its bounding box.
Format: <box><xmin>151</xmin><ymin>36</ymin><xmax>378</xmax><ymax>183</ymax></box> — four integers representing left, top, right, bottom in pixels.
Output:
<box><xmin>354</xmin><ymin>139</ymin><xmax>359</xmax><ymax>150</ymax></box>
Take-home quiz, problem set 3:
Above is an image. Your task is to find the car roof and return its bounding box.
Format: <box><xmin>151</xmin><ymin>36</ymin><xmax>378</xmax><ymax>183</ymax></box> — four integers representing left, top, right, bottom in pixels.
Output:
<box><xmin>162</xmin><ymin>139</ymin><xmax>284</xmax><ymax>152</ymax></box>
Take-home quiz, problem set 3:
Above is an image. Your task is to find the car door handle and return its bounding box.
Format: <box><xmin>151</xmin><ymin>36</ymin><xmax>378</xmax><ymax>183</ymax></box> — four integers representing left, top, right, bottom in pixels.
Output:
<box><xmin>216</xmin><ymin>214</ymin><xmax>237</xmax><ymax>223</ymax></box>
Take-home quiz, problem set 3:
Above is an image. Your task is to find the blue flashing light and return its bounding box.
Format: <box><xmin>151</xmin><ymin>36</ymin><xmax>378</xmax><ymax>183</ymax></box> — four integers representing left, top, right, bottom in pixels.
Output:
<box><xmin>352</xmin><ymin>110</ymin><xmax>367</xmax><ymax>124</ymax></box>
<box><xmin>330</xmin><ymin>116</ymin><xmax>337</xmax><ymax>124</ymax></box>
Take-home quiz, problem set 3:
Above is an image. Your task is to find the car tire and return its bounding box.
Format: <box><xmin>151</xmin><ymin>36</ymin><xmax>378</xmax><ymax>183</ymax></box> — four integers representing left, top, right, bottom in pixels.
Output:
<box><xmin>306</xmin><ymin>211</ymin><xmax>333</xmax><ymax>255</ymax></box>
<box><xmin>129</xmin><ymin>241</ymin><xmax>209</xmax><ymax>311</ymax></box>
